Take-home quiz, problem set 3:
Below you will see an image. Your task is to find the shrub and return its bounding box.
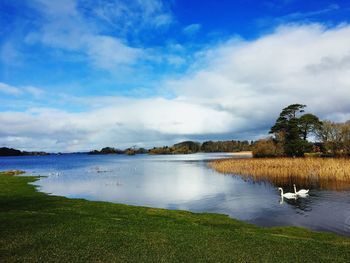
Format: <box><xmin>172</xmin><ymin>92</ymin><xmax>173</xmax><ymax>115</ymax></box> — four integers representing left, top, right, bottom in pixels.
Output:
<box><xmin>252</xmin><ymin>138</ymin><xmax>283</xmax><ymax>158</ymax></box>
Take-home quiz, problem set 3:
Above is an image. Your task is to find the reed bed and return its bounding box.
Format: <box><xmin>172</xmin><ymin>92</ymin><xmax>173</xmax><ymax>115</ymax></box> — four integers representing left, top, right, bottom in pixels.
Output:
<box><xmin>209</xmin><ymin>158</ymin><xmax>350</xmax><ymax>190</ymax></box>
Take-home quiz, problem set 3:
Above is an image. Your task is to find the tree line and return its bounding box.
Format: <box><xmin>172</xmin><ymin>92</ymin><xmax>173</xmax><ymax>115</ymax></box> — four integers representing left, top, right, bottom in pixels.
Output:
<box><xmin>253</xmin><ymin>104</ymin><xmax>350</xmax><ymax>157</ymax></box>
<box><xmin>148</xmin><ymin>140</ymin><xmax>252</xmax><ymax>154</ymax></box>
<box><xmin>90</xmin><ymin>140</ymin><xmax>252</xmax><ymax>155</ymax></box>
<box><xmin>1</xmin><ymin>140</ymin><xmax>253</xmax><ymax>157</ymax></box>
<box><xmin>0</xmin><ymin>147</ymin><xmax>49</xmax><ymax>157</ymax></box>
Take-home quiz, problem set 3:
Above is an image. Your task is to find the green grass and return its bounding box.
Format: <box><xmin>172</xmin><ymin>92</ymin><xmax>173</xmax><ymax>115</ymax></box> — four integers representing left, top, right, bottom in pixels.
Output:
<box><xmin>0</xmin><ymin>172</ymin><xmax>349</xmax><ymax>262</ymax></box>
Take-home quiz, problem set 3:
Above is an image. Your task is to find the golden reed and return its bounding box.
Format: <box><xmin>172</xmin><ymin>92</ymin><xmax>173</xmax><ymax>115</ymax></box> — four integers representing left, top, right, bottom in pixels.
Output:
<box><xmin>209</xmin><ymin>158</ymin><xmax>350</xmax><ymax>190</ymax></box>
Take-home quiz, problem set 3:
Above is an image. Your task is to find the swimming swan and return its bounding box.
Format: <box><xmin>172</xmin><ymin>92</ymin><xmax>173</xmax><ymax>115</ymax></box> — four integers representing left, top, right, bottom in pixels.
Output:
<box><xmin>278</xmin><ymin>187</ymin><xmax>297</xmax><ymax>199</ymax></box>
<box><xmin>293</xmin><ymin>184</ymin><xmax>309</xmax><ymax>195</ymax></box>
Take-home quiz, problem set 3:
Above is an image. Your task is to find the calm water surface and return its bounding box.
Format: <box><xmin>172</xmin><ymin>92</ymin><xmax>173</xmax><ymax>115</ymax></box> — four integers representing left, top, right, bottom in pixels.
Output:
<box><xmin>1</xmin><ymin>153</ymin><xmax>350</xmax><ymax>236</ymax></box>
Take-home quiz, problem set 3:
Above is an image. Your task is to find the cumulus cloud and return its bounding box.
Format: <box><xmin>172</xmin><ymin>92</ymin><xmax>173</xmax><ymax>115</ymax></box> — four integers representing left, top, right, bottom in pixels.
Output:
<box><xmin>2</xmin><ymin>23</ymin><xmax>350</xmax><ymax>151</ymax></box>
<box><xmin>0</xmin><ymin>98</ymin><xmax>233</xmax><ymax>151</ymax></box>
<box><xmin>168</xmin><ymin>23</ymin><xmax>350</xmax><ymax>129</ymax></box>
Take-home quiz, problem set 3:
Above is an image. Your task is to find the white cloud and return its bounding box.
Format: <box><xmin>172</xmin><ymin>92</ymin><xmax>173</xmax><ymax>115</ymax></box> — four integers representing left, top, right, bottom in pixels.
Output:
<box><xmin>257</xmin><ymin>4</ymin><xmax>342</xmax><ymax>29</ymax></box>
<box><xmin>0</xmin><ymin>82</ymin><xmax>22</xmax><ymax>95</ymax></box>
<box><xmin>25</xmin><ymin>0</ymin><xmax>171</xmax><ymax>71</ymax></box>
<box><xmin>32</xmin><ymin>0</ymin><xmax>77</xmax><ymax>16</ymax></box>
<box><xmin>278</xmin><ymin>4</ymin><xmax>340</xmax><ymax>22</ymax></box>
<box><xmin>0</xmin><ymin>98</ymin><xmax>233</xmax><ymax>151</ymax></box>
<box><xmin>91</xmin><ymin>0</ymin><xmax>173</xmax><ymax>30</ymax></box>
<box><xmin>86</xmin><ymin>35</ymin><xmax>144</xmax><ymax>69</ymax></box>
<box><xmin>0</xmin><ymin>83</ymin><xmax>45</xmax><ymax>98</ymax></box>
<box><xmin>183</xmin><ymin>24</ymin><xmax>201</xmax><ymax>35</ymax></box>
<box><xmin>24</xmin><ymin>86</ymin><xmax>45</xmax><ymax>98</ymax></box>
<box><xmin>0</xmin><ymin>41</ymin><xmax>22</xmax><ymax>66</ymax></box>
<box><xmin>168</xmin><ymin>23</ymin><xmax>350</xmax><ymax>127</ymax></box>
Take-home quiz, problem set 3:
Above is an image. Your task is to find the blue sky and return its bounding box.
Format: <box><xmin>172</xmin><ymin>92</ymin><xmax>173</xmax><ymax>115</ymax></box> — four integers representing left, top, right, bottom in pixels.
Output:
<box><xmin>1</xmin><ymin>0</ymin><xmax>350</xmax><ymax>151</ymax></box>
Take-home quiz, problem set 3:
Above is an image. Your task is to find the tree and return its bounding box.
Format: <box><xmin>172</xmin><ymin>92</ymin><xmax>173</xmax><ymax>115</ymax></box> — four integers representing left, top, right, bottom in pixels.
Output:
<box><xmin>201</xmin><ymin>140</ymin><xmax>252</xmax><ymax>152</ymax></box>
<box><xmin>269</xmin><ymin>104</ymin><xmax>315</xmax><ymax>157</ymax></box>
<box><xmin>342</xmin><ymin>121</ymin><xmax>350</xmax><ymax>156</ymax></box>
<box><xmin>283</xmin><ymin>117</ymin><xmax>312</xmax><ymax>156</ymax></box>
<box><xmin>298</xmin><ymin>113</ymin><xmax>322</xmax><ymax>140</ymax></box>
<box><xmin>317</xmin><ymin>120</ymin><xmax>350</xmax><ymax>156</ymax></box>
<box><xmin>0</xmin><ymin>147</ymin><xmax>22</xmax><ymax>156</ymax></box>
<box><xmin>270</xmin><ymin>104</ymin><xmax>306</xmax><ymax>135</ymax></box>
<box><xmin>280</xmin><ymin>103</ymin><xmax>306</xmax><ymax>119</ymax></box>
<box><xmin>173</xmin><ymin>141</ymin><xmax>201</xmax><ymax>153</ymax></box>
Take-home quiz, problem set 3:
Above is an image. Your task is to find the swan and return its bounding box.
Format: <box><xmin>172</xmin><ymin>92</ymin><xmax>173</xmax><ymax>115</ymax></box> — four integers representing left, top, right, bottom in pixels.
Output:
<box><xmin>293</xmin><ymin>184</ymin><xmax>309</xmax><ymax>195</ymax></box>
<box><xmin>278</xmin><ymin>187</ymin><xmax>297</xmax><ymax>199</ymax></box>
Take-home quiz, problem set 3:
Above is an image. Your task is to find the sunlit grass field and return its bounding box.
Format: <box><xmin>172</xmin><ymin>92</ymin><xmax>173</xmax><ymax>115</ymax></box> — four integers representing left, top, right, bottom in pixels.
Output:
<box><xmin>1</xmin><ymin>171</ymin><xmax>349</xmax><ymax>262</ymax></box>
<box><xmin>209</xmin><ymin>157</ymin><xmax>350</xmax><ymax>190</ymax></box>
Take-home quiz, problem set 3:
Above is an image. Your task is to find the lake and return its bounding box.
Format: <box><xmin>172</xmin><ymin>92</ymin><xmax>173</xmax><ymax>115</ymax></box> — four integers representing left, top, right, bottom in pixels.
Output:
<box><xmin>1</xmin><ymin>153</ymin><xmax>350</xmax><ymax>236</ymax></box>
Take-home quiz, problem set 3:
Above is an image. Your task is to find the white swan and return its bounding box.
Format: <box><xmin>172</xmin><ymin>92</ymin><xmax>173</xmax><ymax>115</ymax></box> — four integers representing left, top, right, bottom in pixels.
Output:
<box><xmin>293</xmin><ymin>184</ymin><xmax>309</xmax><ymax>195</ymax></box>
<box><xmin>278</xmin><ymin>187</ymin><xmax>297</xmax><ymax>199</ymax></box>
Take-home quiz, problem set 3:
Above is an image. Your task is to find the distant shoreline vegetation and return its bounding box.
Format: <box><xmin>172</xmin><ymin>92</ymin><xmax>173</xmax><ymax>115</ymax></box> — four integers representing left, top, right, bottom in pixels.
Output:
<box><xmin>0</xmin><ymin>140</ymin><xmax>253</xmax><ymax>157</ymax></box>
<box><xmin>89</xmin><ymin>147</ymin><xmax>148</xmax><ymax>155</ymax></box>
<box><xmin>89</xmin><ymin>140</ymin><xmax>253</xmax><ymax>155</ymax></box>
<box><xmin>0</xmin><ymin>147</ymin><xmax>50</xmax><ymax>157</ymax></box>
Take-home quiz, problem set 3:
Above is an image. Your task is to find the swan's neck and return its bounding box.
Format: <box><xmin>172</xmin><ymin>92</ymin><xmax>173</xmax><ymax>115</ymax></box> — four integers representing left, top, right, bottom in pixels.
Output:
<box><xmin>294</xmin><ymin>185</ymin><xmax>297</xmax><ymax>194</ymax></box>
<box><xmin>280</xmin><ymin>189</ymin><xmax>284</xmax><ymax>196</ymax></box>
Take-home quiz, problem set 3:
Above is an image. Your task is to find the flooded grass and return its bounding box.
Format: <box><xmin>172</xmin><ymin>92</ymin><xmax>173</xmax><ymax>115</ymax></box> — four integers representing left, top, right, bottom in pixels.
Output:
<box><xmin>1</xmin><ymin>171</ymin><xmax>349</xmax><ymax>262</ymax></box>
<box><xmin>209</xmin><ymin>158</ymin><xmax>350</xmax><ymax>190</ymax></box>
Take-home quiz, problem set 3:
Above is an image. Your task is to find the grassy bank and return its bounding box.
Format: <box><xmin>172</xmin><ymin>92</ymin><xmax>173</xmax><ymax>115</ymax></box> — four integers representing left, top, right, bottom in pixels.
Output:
<box><xmin>1</xmin><ymin>172</ymin><xmax>349</xmax><ymax>262</ymax></box>
<box><xmin>209</xmin><ymin>158</ymin><xmax>350</xmax><ymax>190</ymax></box>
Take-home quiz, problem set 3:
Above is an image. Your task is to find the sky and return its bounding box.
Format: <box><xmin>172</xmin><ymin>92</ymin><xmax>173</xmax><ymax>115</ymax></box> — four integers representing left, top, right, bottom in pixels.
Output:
<box><xmin>1</xmin><ymin>0</ymin><xmax>350</xmax><ymax>152</ymax></box>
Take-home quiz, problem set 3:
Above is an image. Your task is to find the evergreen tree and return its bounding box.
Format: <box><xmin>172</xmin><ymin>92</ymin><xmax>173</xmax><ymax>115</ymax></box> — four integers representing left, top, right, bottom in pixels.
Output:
<box><xmin>270</xmin><ymin>104</ymin><xmax>316</xmax><ymax>157</ymax></box>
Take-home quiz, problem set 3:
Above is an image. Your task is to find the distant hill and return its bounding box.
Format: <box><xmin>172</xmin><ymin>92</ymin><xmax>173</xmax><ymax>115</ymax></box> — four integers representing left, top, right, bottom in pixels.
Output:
<box><xmin>2</xmin><ymin>140</ymin><xmax>253</xmax><ymax>157</ymax></box>
<box><xmin>149</xmin><ymin>140</ymin><xmax>253</xmax><ymax>155</ymax></box>
<box><xmin>89</xmin><ymin>147</ymin><xmax>124</xmax><ymax>155</ymax></box>
<box><xmin>201</xmin><ymin>140</ymin><xmax>252</xmax><ymax>152</ymax></box>
<box><xmin>173</xmin><ymin>141</ymin><xmax>201</xmax><ymax>152</ymax></box>
<box><xmin>89</xmin><ymin>147</ymin><xmax>148</xmax><ymax>155</ymax></box>
<box><xmin>0</xmin><ymin>147</ymin><xmax>22</xmax><ymax>156</ymax></box>
<box><xmin>0</xmin><ymin>147</ymin><xmax>49</xmax><ymax>157</ymax></box>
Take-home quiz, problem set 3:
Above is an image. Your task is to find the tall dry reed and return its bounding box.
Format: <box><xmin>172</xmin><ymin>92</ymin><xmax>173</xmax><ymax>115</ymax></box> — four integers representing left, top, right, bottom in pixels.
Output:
<box><xmin>209</xmin><ymin>158</ymin><xmax>350</xmax><ymax>190</ymax></box>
